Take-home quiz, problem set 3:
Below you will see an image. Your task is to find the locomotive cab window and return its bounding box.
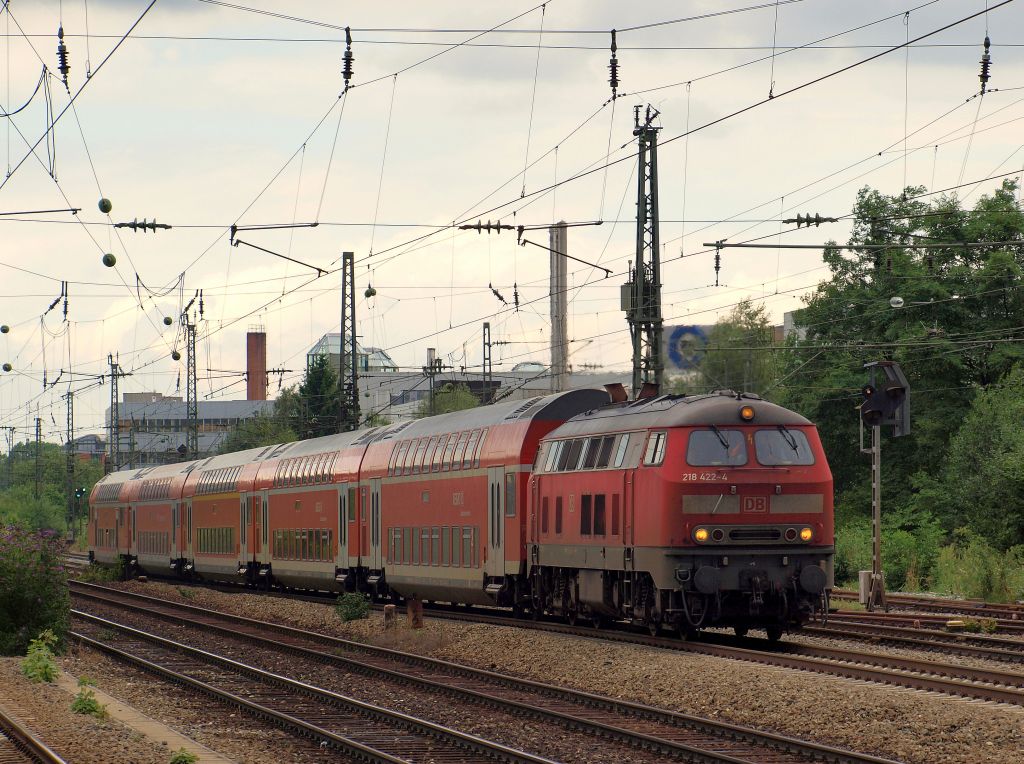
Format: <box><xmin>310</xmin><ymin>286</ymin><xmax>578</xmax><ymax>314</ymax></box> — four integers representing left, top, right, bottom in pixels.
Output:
<box><xmin>643</xmin><ymin>432</ymin><xmax>667</xmax><ymax>466</ymax></box>
<box><xmin>754</xmin><ymin>427</ymin><xmax>815</xmax><ymax>465</ymax></box>
<box><xmin>687</xmin><ymin>429</ymin><xmax>748</xmax><ymax>466</ymax></box>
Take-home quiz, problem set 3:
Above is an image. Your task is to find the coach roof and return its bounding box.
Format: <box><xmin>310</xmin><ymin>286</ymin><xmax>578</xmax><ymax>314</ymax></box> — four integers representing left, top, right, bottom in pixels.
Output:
<box><xmin>548</xmin><ymin>391</ymin><xmax>812</xmax><ymax>438</ymax></box>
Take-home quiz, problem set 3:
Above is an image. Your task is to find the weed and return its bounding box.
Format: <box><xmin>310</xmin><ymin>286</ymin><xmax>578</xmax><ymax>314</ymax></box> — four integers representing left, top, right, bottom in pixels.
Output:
<box><xmin>176</xmin><ymin>587</ymin><xmax>196</xmax><ymax>600</ymax></box>
<box><xmin>70</xmin><ymin>677</ymin><xmax>107</xmax><ymax>719</ymax></box>
<box><xmin>168</xmin><ymin>748</ymin><xmax>199</xmax><ymax>764</ymax></box>
<box><xmin>336</xmin><ymin>592</ymin><xmax>370</xmax><ymax>622</ymax></box>
<box><xmin>20</xmin><ymin>630</ymin><xmax>59</xmax><ymax>683</ymax></box>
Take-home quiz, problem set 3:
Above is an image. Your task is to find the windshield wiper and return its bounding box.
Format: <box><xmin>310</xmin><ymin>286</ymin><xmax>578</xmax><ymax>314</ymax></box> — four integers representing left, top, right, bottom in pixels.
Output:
<box><xmin>709</xmin><ymin>424</ymin><xmax>730</xmax><ymax>451</ymax></box>
<box><xmin>777</xmin><ymin>424</ymin><xmax>800</xmax><ymax>452</ymax></box>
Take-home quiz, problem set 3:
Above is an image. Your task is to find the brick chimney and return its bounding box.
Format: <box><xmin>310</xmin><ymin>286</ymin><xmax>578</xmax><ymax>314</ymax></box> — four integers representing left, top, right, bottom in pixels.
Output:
<box><xmin>246</xmin><ymin>326</ymin><xmax>267</xmax><ymax>400</ymax></box>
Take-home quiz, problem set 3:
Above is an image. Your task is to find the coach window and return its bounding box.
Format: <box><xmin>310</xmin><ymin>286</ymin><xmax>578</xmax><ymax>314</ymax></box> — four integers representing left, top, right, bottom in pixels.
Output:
<box><xmin>442</xmin><ymin>526</ymin><xmax>450</xmax><ymax>565</ymax></box>
<box><xmin>432</xmin><ymin>527</ymin><xmax>441</xmax><ymax>565</ymax></box>
<box><xmin>582</xmin><ymin>437</ymin><xmax>602</xmax><ymax>469</ymax></box>
<box><xmin>581</xmin><ymin>495</ymin><xmax>593</xmax><ymax>536</ymax></box>
<box><xmin>541</xmin><ymin>497</ymin><xmax>549</xmax><ymax>535</ymax></box>
<box><xmin>643</xmin><ymin>432</ymin><xmax>667</xmax><ymax>466</ymax></box>
<box><xmin>409</xmin><ymin>440</ymin><xmax>425</xmax><ymax>475</ymax></box>
<box><xmin>404</xmin><ymin>527</ymin><xmax>413</xmax><ymax>563</ymax></box>
<box><xmin>430</xmin><ymin>435</ymin><xmax>447</xmax><ymax>472</ymax></box>
<box><xmin>422</xmin><ymin>437</ymin><xmax>438</xmax><ymax>473</ymax></box>
<box><xmin>463</xmin><ymin>430</ymin><xmax>480</xmax><ymax>469</ymax></box>
<box><xmin>505</xmin><ymin>473</ymin><xmax>516</xmax><ymax>517</ymax></box>
<box><xmin>687</xmin><ymin>429</ymin><xmax>748</xmax><ymax>466</ymax></box>
<box><xmin>399</xmin><ymin>440</ymin><xmax>415</xmax><ymax>476</ymax></box>
<box><xmin>394</xmin><ymin>441</ymin><xmax>410</xmax><ymax>476</ymax></box>
<box><xmin>596</xmin><ymin>436</ymin><xmax>615</xmax><ymax>468</ymax></box>
<box><xmin>452</xmin><ymin>432</ymin><xmax>470</xmax><ymax>470</ymax></box>
<box><xmin>555</xmin><ymin>497</ymin><xmax>563</xmax><ymax>535</ymax></box>
<box><xmin>388</xmin><ymin>444</ymin><xmax>399</xmax><ymax>476</ymax></box>
<box><xmin>389</xmin><ymin>529</ymin><xmax>396</xmax><ymax>563</ymax></box>
<box><xmin>412</xmin><ymin>528</ymin><xmax>420</xmax><ymax>564</ymax></box>
<box><xmin>441</xmin><ymin>435</ymin><xmax>458</xmax><ymax>472</ymax></box>
<box><xmin>594</xmin><ymin>495</ymin><xmax>607</xmax><ymax>536</ymax></box>
<box><xmin>421</xmin><ymin>528</ymin><xmax>431</xmax><ymax>564</ymax></box>
<box><xmin>473</xmin><ymin>428</ymin><xmax>488</xmax><ymax>468</ymax></box>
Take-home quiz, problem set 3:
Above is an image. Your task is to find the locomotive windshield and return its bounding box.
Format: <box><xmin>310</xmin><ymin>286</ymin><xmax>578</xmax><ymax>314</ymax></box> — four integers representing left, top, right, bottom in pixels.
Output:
<box><xmin>754</xmin><ymin>427</ymin><xmax>815</xmax><ymax>465</ymax></box>
<box><xmin>686</xmin><ymin>428</ymin><xmax>747</xmax><ymax>466</ymax></box>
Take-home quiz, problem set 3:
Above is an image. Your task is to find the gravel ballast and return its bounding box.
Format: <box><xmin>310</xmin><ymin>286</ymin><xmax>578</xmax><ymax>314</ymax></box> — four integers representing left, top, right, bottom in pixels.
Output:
<box><xmin>0</xmin><ymin>658</ymin><xmax>167</xmax><ymax>764</ymax></box>
<box><xmin>118</xmin><ymin>581</ymin><xmax>1024</xmax><ymax>764</ymax></box>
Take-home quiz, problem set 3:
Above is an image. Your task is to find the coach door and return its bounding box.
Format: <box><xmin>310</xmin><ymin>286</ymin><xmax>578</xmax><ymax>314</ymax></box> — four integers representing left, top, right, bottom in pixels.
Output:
<box><xmin>486</xmin><ymin>466</ymin><xmax>505</xmax><ymax>577</ymax></box>
<box><xmin>369</xmin><ymin>478</ymin><xmax>383</xmax><ymax>570</ymax></box>
<box><xmin>184</xmin><ymin>500</ymin><xmax>193</xmax><ymax>559</ymax></box>
<box><xmin>239</xmin><ymin>497</ymin><xmax>248</xmax><ymax>562</ymax></box>
<box><xmin>250</xmin><ymin>495</ymin><xmax>262</xmax><ymax>556</ymax></box>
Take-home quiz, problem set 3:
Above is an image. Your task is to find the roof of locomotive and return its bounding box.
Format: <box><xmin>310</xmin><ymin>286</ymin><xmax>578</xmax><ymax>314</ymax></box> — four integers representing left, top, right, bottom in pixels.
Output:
<box><xmin>373</xmin><ymin>388</ymin><xmax>611</xmax><ymax>441</ymax></box>
<box><xmin>548</xmin><ymin>391</ymin><xmax>812</xmax><ymax>438</ymax></box>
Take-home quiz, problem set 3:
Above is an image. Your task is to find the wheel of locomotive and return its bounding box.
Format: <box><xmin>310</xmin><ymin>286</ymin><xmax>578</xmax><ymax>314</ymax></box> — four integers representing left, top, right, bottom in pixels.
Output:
<box><xmin>765</xmin><ymin>624</ymin><xmax>784</xmax><ymax>642</ymax></box>
<box><xmin>566</xmin><ymin>608</ymin><xmax>579</xmax><ymax>627</ymax></box>
<box><xmin>648</xmin><ymin>619</ymin><xmax>660</xmax><ymax>637</ymax></box>
<box><xmin>591</xmin><ymin>613</ymin><xmax>604</xmax><ymax>630</ymax></box>
<box><xmin>734</xmin><ymin>625</ymin><xmax>749</xmax><ymax>638</ymax></box>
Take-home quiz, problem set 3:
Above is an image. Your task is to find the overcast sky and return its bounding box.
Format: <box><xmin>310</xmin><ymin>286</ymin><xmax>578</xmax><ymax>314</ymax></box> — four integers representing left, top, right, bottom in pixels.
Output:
<box><xmin>1</xmin><ymin>0</ymin><xmax>1022</xmax><ymax>440</ymax></box>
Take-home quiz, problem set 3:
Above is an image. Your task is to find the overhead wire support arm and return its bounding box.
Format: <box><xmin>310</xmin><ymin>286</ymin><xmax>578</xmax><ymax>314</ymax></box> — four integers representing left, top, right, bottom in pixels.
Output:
<box><xmin>232</xmin><ymin>237</ymin><xmax>327</xmax><ymax>277</ymax></box>
<box><xmin>0</xmin><ymin>207</ymin><xmax>80</xmax><ymax>216</ymax></box>
<box><xmin>519</xmin><ymin>237</ymin><xmax>612</xmax><ymax>277</ymax></box>
<box><xmin>229</xmin><ymin>222</ymin><xmax>319</xmax><ymax>242</ymax></box>
<box><xmin>702</xmin><ymin>240</ymin><xmax>1024</xmax><ymax>250</ymax></box>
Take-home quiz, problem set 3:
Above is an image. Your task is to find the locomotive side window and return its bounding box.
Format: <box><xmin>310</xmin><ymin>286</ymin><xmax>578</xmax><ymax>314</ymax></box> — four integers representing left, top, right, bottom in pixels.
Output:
<box><xmin>555</xmin><ymin>497</ymin><xmax>563</xmax><ymax>534</ymax></box>
<box><xmin>613</xmin><ymin>434</ymin><xmax>630</xmax><ymax>467</ymax></box>
<box><xmin>754</xmin><ymin>428</ymin><xmax>815</xmax><ymax>465</ymax></box>
<box><xmin>582</xmin><ymin>437</ymin><xmax>603</xmax><ymax>469</ymax></box>
<box><xmin>596</xmin><ymin>436</ymin><xmax>615</xmax><ymax>468</ymax></box>
<box><xmin>594</xmin><ymin>495</ymin><xmax>607</xmax><ymax>536</ymax></box>
<box><xmin>580</xmin><ymin>495</ymin><xmax>592</xmax><ymax>535</ymax></box>
<box><xmin>687</xmin><ymin>429</ymin><xmax>748</xmax><ymax>466</ymax></box>
<box><xmin>541</xmin><ymin>497</ymin><xmax>549</xmax><ymax>534</ymax></box>
<box><xmin>643</xmin><ymin>432</ymin><xmax>667</xmax><ymax>466</ymax></box>
<box><xmin>544</xmin><ymin>442</ymin><xmax>562</xmax><ymax>472</ymax></box>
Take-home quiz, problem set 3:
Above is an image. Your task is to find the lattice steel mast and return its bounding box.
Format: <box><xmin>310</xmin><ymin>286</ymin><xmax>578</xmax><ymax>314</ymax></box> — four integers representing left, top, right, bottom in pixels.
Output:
<box><xmin>624</xmin><ymin>105</ymin><xmax>664</xmax><ymax>396</ymax></box>
<box><xmin>339</xmin><ymin>252</ymin><xmax>360</xmax><ymax>431</ymax></box>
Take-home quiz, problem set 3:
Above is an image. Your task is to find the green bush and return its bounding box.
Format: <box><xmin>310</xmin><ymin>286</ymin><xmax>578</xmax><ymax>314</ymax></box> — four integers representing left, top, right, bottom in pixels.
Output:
<box><xmin>20</xmin><ymin>630</ymin><xmax>59</xmax><ymax>683</ymax></box>
<box><xmin>0</xmin><ymin>525</ymin><xmax>70</xmax><ymax>655</ymax></box>
<box><xmin>168</xmin><ymin>749</ymin><xmax>198</xmax><ymax>764</ymax></box>
<box><xmin>833</xmin><ymin>513</ymin><xmax>943</xmax><ymax>592</ymax></box>
<box><xmin>336</xmin><ymin>592</ymin><xmax>370</xmax><ymax>622</ymax></box>
<box><xmin>70</xmin><ymin>677</ymin><xmax>107</xmax><ymax>719</ymax></box>
<box><xmin>931</xmin><ymin>529</ymin><xmax>1024</xmax><ymax>602</ymax></box>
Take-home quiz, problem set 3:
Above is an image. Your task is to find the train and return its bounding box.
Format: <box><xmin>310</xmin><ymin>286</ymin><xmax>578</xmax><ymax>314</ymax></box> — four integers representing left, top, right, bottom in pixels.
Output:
<box><xmin>88</xmin><ymin>384</ymin><xmax>834</xmax><ymax>640</ymax></box>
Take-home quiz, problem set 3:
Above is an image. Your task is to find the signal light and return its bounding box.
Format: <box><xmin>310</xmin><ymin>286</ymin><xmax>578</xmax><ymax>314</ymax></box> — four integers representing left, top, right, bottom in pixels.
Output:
<box><xmin>739</xmin><ymin>405</ymin><xmax>755</xmax><ymax>421</ymax></box>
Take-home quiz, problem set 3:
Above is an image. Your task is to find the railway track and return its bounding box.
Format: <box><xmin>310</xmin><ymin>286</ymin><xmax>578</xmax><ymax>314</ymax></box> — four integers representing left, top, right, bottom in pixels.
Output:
<box><xmin>70</xmin><ymin>581</ymin><xmax>898</xmax><ymax>764</ymax></box>
<box><xmin>831</xmin><ymin>590</ymin><xmax>1024</xmax><ymax>622</ymax></box>
<box><xmin>362</xmin><ymin>597</ymin><xmax>1024</xmax><ymax>706</ymax></box>
<box><xmin>806</xmin><ymin>617</ymin><xmax>1024</xmax><ymax>664</ymax></box>
<box><xmin>0</xmin><ymin>703</ymin><xmax>65</xmax><ymax>764</ymax></box>
<box><xmin>72</xmin><ymin>612</ymin><xmax>559</xmax><ymax>764</ymax></box>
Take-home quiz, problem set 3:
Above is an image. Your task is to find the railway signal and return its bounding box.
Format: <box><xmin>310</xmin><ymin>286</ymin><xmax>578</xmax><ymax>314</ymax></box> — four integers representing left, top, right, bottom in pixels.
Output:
<box><xmin>859</xmin><ymin>361</ymin><xmax>910</xmax><ymax>613</ymax></box>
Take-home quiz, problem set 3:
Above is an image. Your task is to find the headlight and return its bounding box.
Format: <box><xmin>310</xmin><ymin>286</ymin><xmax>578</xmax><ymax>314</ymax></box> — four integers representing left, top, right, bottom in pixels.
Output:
<box><xmin>739</xmin><ymin>405</ymin><xmax>755</xmax><ymax>421</ymax></box>
<box><xmin>694</xmin><ymin>527</ymin><xmax>709</xmax><ymax>543</ymax></box>
<box><xmin>799</xmin><ymin>527</ymin><xmax>813</xmax><ymax>542</ymax></box>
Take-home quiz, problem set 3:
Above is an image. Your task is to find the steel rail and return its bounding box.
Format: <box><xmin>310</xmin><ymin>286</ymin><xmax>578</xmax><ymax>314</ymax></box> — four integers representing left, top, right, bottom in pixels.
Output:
<box><xmin>804</xmin><ymin>621</ymin><xmax>1024</xmax><ymax>664</ymax></box>
<box><xmin>831</xmin><ymin>590</ymin><xmax>1024</xmax><ymax>622</ymax></box>
<box><xmin>70</xmin><ymin>583</ymin><xmax>898</xmax><ymax>764</ymax></box>
<box><xmin>71</xmin><ymin>613</ymin><xmax>558</xmax><ymax>764</ymax></box>
<box><xmin>0</xmin><ymin>703</ymin><xmax>66</xmax><ymax>764</ymax></box>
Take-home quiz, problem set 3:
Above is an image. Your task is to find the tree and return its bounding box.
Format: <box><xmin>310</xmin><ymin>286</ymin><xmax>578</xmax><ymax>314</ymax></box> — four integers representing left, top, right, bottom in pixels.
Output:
<box><xmin>680</xmin><ymin>300</ymin><xmax>777</xmax><ymax>395</ymax></box>
<box><xmin>418</xmin><ymin>383</ymin><xmax>479</xmax><ymax>417</ymax></box>
<box><xmin>0</xmin><ymin>442</ymin><xmax>104</xmax><ymax>533</ymax></box>
<box><xmin>774</xmin><ymin>180</ymin><xmax>1024</xmax><ymax>582</ymax></box>
<box><xmin>217</xmin><ymin>414</ymin><xmax>297</xmax><ymax>455</ymax></box>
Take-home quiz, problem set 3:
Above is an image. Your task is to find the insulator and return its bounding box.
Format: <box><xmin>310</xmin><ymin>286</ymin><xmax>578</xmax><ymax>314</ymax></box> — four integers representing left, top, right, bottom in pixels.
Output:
<box><xmin>714</xmin><ymin>252</ymin><xmax>721</xmax><ymax>286</ymax></box>
<box><xmin>608</xmin><ymin>30</ymin><xmax>619</xmax><ymax>99</ymax></box>
<box><xmin>56</xmin><ymin>26</ymin><xmax>71</xmax><ymax>90</ymax></box>
<box><xmin>513</xmin><ymin>282</ymin><xmax>520</xmax><ymax>311</ymax></box>
<box><xmin>979</xmin><ymin>35</ymin><xmax>992</xmax><ymax>94</ymax></box>
<box><xmin>342</xmin><ymin>26</ymin><xmax>355</xmax><ymax>91</ymax></box>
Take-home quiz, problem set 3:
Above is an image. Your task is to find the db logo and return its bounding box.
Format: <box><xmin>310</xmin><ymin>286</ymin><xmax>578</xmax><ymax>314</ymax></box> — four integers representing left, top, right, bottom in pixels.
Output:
<box><xmin>742</xmin><ymin>496</ymin><xmax>768</xmax><ymax>514</ymax></box>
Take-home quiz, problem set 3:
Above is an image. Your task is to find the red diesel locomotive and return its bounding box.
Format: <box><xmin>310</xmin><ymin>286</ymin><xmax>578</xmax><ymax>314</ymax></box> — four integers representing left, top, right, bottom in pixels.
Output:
<box><xmin>88</xmin><ymin>386</ymin><xmax>833</xmax><ymax>638</ymax></box>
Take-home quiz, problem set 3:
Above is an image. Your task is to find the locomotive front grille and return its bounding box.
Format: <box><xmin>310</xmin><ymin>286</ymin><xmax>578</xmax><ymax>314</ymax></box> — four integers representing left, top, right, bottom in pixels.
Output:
<box><xmin>728</xmin><ymin>528</ymin><xmax>781</xmax><ymax>542</ymax></box>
